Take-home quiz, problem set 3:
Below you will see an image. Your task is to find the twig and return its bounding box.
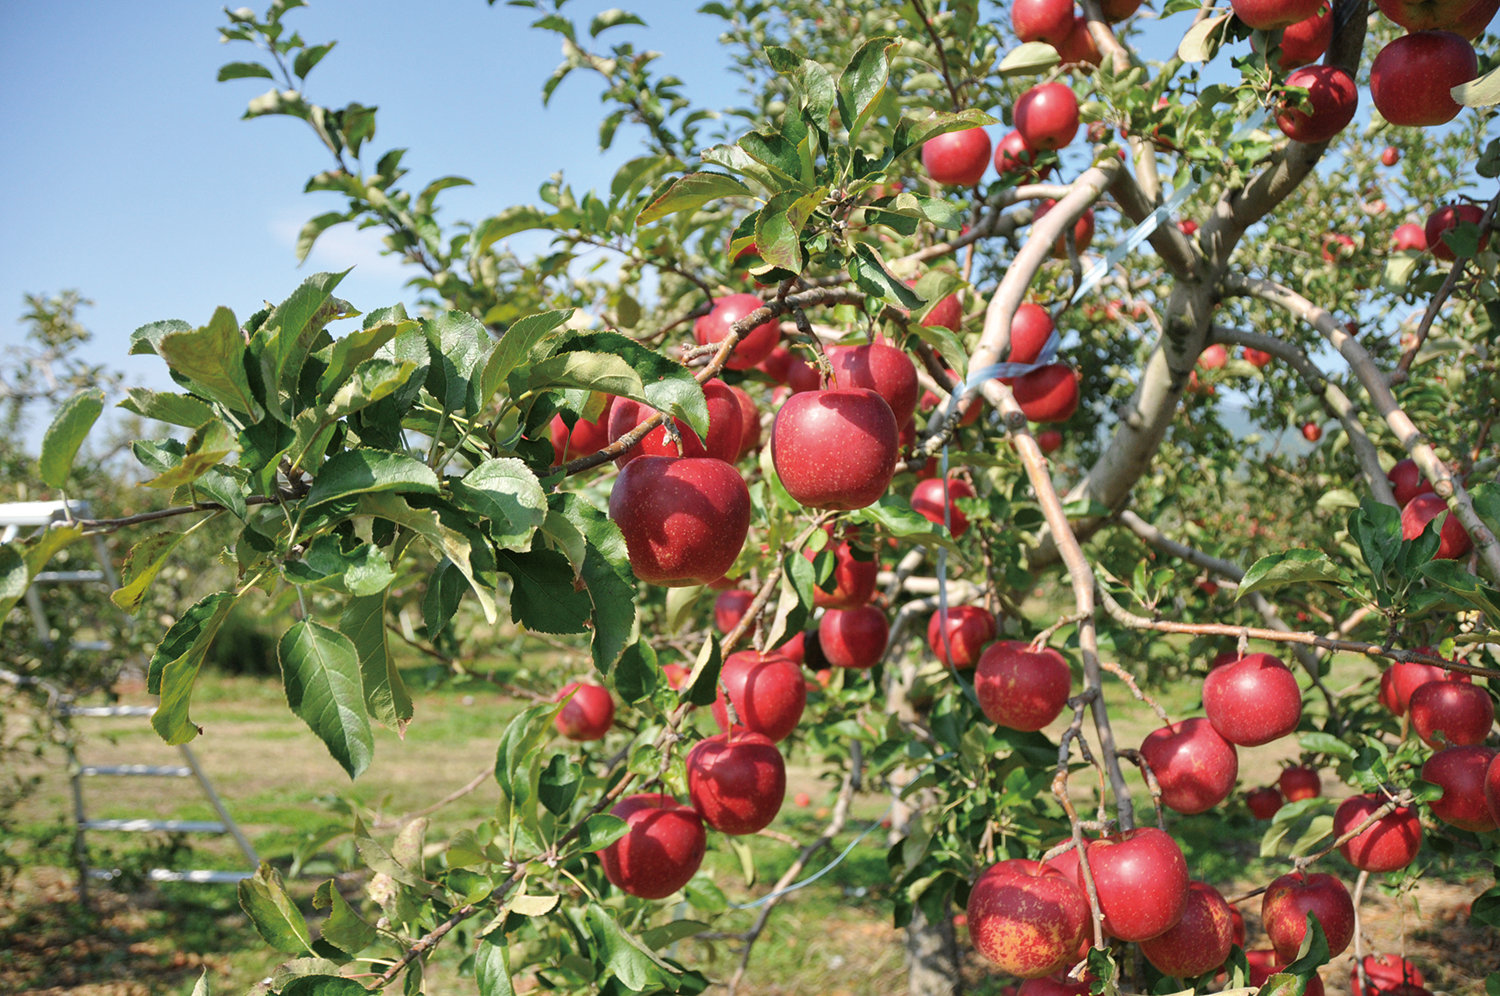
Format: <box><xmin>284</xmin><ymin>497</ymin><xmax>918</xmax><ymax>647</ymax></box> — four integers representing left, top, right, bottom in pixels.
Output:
<box><xmin>373</xmin><ymin>767</ymin><xmax>492</xmax><ymax>830</ymax></box>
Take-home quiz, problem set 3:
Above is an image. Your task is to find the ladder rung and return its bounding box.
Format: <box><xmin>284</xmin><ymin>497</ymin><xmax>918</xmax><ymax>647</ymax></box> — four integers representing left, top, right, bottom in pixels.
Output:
<box><xmin>62</xmin><ymin>705</ymin><xmax>156</xmax><ymax>717</ymax></box>
<box><xmin>80</xmin><ymin>765</ymin><xmax>193</xmax><ymax>778</ymax></box>
<box><xmin>34</xmin><ymin>570</ymin><xmax>106</xmax><ymax>582</ymax></box>
<box><xmin>80</xmin><ymin>819</ymin><xmax>226</xmax><ymax>833</ymax></box>
<box><xmin>88</xmin><ymin>868</ymin><xmax>254</xmax><ymax>884</ymax></box>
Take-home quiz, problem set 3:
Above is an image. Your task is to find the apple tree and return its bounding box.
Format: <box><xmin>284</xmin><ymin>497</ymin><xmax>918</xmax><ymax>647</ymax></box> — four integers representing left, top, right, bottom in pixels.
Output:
<box><xmin>9</xmin><ymin>0</ymin><xmax>1500</xmax><ymax>993</ymax></box>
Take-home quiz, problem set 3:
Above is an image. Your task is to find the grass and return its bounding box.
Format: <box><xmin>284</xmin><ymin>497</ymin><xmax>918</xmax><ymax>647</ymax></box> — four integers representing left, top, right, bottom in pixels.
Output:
<box><xmin>1</xmin><ymin>643</ymin><xmax>1495</xmax><ymax>996</ymax></box>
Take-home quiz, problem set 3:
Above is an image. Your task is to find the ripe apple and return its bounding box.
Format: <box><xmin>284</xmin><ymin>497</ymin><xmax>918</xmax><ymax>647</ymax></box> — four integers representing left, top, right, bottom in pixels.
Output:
<box><xmin>927</xmin><ymin>604</ymin><xmax>998</xmax><ymax>669</ymax></box>
<box><xmin>1392</xmin><ymin>223</ymin><xmax>1428</xmax><ymax>252</ymax></box>
<box><xmin>686</xmin><ymin>730</ymin><xmax>787</xmax><ymax>834</ymax></box>
<box><xmin>1101</xmin><ymin>0</ymin><xmax>1146</xmax><ymax>18</ymax></box>
<box><xmin>609</xmin><ymin>456</ymin><xmax>751</xmax><ymax>586</ymax></box>
<box><xmin>1037</xmin><ymin>429</ymin><xmax>1063</xmax><ymax>453</ymax></box>
<box><xmin>1013</xmin><ymin>364</ymin><xmax>1080</xmax><ymax>422</ymax></box>
<box><xmin>1034</xmin><ymin>199</ymin><xmax>1095</xmax><ymax>256</ymax></box>
<box><xmin>995</xmin><ymin>129</ymin><xmax>1046</xmax><ymax>177</ymax></box>
<box><xmin>794</xmin><ymin>791</ymin><xmax>811</xmax><ymax>807</ymax></box>
<box><xmin>1334</xmin><ymin>794</ymin><xmax>1423</xmax><ymax>871</ymax></box>
<box><xmin>967</xmin><ymin>858</ymin><xmax>1091</xmax><ymax>977</ymax></box>
<box><xmin>608</xmin><ymin>378</ymin><xmax>742</xmax><ymax>466</ymax></box>
<box><xmin>1370</xmin><ymin>32</ymin><xmax>1477</xmax><ymax>127</ymax></box>
<box><xmin>922</xmin><ymin>293</ymin><xmax>965</xmax><ymax>332</ymax></box>
<box><xmin>776</xmin><ymin>630</ymin><xmax>806</xmax><ymax>665</ymax></box>
<box><xmin>770</xmin><ymin>388</ymin><xmax>900</xmax><ymax>510</ymax></box>
<box><xmin>1376</xmin><ymin>0</ymin><xmax>1478</xmax><ymax>30</ymax></box>
<box><xmin>1450</xmin><ymin>0</ymin><xmax>1500</xmax><ymax>36</ymax></box>
<box><xmin>1488</xmin><ymin>750</ymin><xmax>1500</xmax><ymax>836</ymax></box>
<box><xmin>922</xmin><ymin>128</ymin><xmax>993</xmax><ymax>186</ymax></box>
<box><xmin>1322</xmin><ymin>233</ymin><xmax>1357</xmax><ymax>263</ymax></box>
<box><xmin>826</xmin><ymin>340</ymin><xmax>920</xmax><ymax>429</ymax></box>
<box><xmin>1055</xmin><ymin>15</ymin><xmax>1103</xmax><ymax>66</ymax></box>
<box><xmin>711</xmin><ymin>650</ymin><xmax>807</xmax><ymax>743</ymax></box>
<box><xmin>1015</xmin><ymin>83</ymin><xmax>1080</xmax><ymax>151</ymax></box>
<box><xmin>1244</xmin><ymin>346</ymin><xmax>1274</xmax><ymax>367</ymax></box>
<box><xmin>1409</xmin><ymin>678</ymin><xmax>1494</xmax><ymax>746</ymax></box>
<box><xmin>1353</xmin><ymin>954</ymin><xmax>1424</xmax><ymax>996</ymax></box>
<box><xmin>1279</xmin><ymin>766</ymin><xmax>1321</xmax><ymax>802</ymax></box>
<box><xmin>695</xmin><ymin>293</ymin><xmax>781</xmax><ymax>370</ymax></box>
<box><xmin>758</xmin><ymin>343</ymin><xmax>793</xmax><ymax>383</ymax></box>
<box><xmin>1277</xmin><ymin>4</ymin><xmax>1334</xmax><ymax>68</ymax></box>
<box><xmin>1382</xmin><ymin>146</ymin><xmax>1402</xmax><ymax>167</ymax></box>
<box><xmin>597</xmin><ymin>793</ymin><xmax>707</xmax><ymax>899</ymax></box>
<box><xmin>1202</xmin><ymin>653</ymin><xmax>1303</xmax><ymax>746</ymax></box>
<box><xmin>806</xmin><ymin>536</ymin><xmax>878</xmax><ymax>609</ymax></box>
<box><xmin>1401</xmin><ymin>493</ymin><xmax>1473</xmax><ymax>560</ymax></box>
<box><xmin>729</xmin><ymin>385</ymin><xmax>761</xmax><ymax>460</ymax></box>
<box><xmin>818</xmin><ymin>605</ymin><xmax>889</xmax><ymax>669</ymax></box>
<box><xmin>1198</xmin><ymin>343</ymin><xmax>1228</xmax><ymax>369</ymax></box>
<box><xmin>1232</xmin><ymin>0</ymin><xmax>1324</xmax><ymax>28</ymax></box>
<box><xmin>1139</xmin><ymin>881</ymin><xmax>1235</xmax><ymax>977</ymax></box>
<box><xmin>1302</xmin><ymin>422</ymin><xmax>1323</xmax><ymax>442</ymax></box>
<box><xmin>1018</xmin><ymin>979</ymin><xmax>1090</xmax><ymax>996</ymax></box>
<box><xmin>662</xmin><ymin>663</ymin><xmax>689</xmax><ymax>690</ymax></box>
<box><xmin>1276</xmin><ymin>65</ymin><xmax>1358</xmax><ymax>144</ymax></box>
<box><xmin>555</xmin><ymin>681</ymin><xmax>615</xmax><ymax>741</ymax></box>
<box><xmin>1010</xmin><ymin>304</ymin><xmax>1056</xmax><ymax>366</ymax></box>
<box><xmin>551</xmin><ymin>396</ymin><xmax>615</xmax><ymax>464</ymax></box>
<box><xmin>1262</xmin><ymin>871</ymin><xmax>1355</xmax><ymax>961</ymax></box>
<box><xmin>1379</xmin><ymin>657</ymin><xmax>1461</xmax><ymax>715</ymax></box>
<box><xmin>1083</xmin><ymin>828</ymin><xmax>1190</xmax><ymax>942</ymax></box>
<box><xmin>975</xmin><ymin>641</ymin><xmax>1072</xmax><ymax>731</ymax></box>
<box><xmin>1425</xmin><ymin>203</ymin><xmax>1488</xmax><ymax>261</ymax></box>
<box><xmin>786</xmin><ymin>353</ymin><xmax>822</xmax><ymax>393</ymax></box>
<box><xmin>1422</xmin><ymin>745</ymin><xmax>1499</xmax><ymax>831</ymax></box>
<box><xmin>1247</xmin><ymin>786</ymin><xmax>1285</xmax><ymax>819</ymax></box>
<box><xmin>911</xmin><ymin>476</ymin><xmax>977</xmax><ymax>538</ymax></box>
<box><xmin>1387</xmin><ymin>458</ymin><xmax>1435</xmax><ymax>506</ymax></box>
<box><xmin>1012</xmin><ymin>0</ymin><xmax>1076</xmax><ymax>43</ymax></box>
<box><xmin>714</xmin><ymin>588</ymin><xmax>756</xmax><ymax>634</ymax></box>
<box><xmin>1139</xmin><ymin>718</ymin><xmax>1239</xmax><ymax>815</ymax></box>
<box><xmin>1177</xmin><ymin>219</ymin><xmax>1200</xmax><ymax>236</ymax></box>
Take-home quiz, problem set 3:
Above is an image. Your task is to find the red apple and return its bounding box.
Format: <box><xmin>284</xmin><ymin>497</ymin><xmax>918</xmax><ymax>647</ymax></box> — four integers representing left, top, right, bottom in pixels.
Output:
<box><xmin>1082</xmin><ymin>828</ymin><xmax>1190</xmax><ymax>942</ymax></box>
<box><xmin>695</xmin><ymin>293</ymin><xmax>781</xmax><ymax>370</ymax></box>
<box><xmin>776</xmin><ymin>630</ymin><xmax>806</xmax><ymax>665</ymax></box>
<box><xmin>1101</xmin><ymin>0</ymin><xmax>1146</xmax><ymax>18</ymax></box>
<box><xmin>1353</xmin><ymin>954</ymin><xmax>1425</xmax><ymax>996</ymax></box>
<box><xmin>927</xmin><ymin>605</ymin><xmax>998</xmax><ymax>669</ymax></box>
<box><xmin>1401</xmin><ymin>493</ymin><xmax>1473</xmax><ymax>560</ymax></box>
<box><xmin>922</xmin><ymin>128</ymin><xmax>993</xmax><ymax>186</ymax></box>
<box><xmin>1202</xmin><ymin>653</ymin><xmax>1303</xmax><ymax>746</ymax></box>
<box><xmin>607</xmin><ymin>378</ymin><xmax>743</xmax><ymax>466</ymax></box>
<box><xmin>1382</xmin><ymin>146</ymin><xmax>1402</xmax><ymax>167</ymax></box>
<box><xmin>921</xmin><ymin>292</ymin><xmax>964</xmax><ymax>332</ymax></box>
<box><xmin>1392</xmin><ymin>223</ymin><xmax>1428</xmax><ymax>253</ymax></box>
<box><xmin>1035</xmin><ymin>199</ymin><xmax>1095</xmax><ymax>256</ymax></box>
<box><xmin>758</xmin><ymin>343</ymin><xmax>793</xmax><ymax>383</ymax></box>
<box><xmin>1010</xmin><ymin>304</ymin><xmax>1056</xmax><ymax>366</ymax></box>
<box><xmin>1379</xmin><ymin>658</ymin><xmax>1462</xmax><ymax>715</ymax></box>
<box><xmin>1012</xmin><ymin>0</ymin><xmax>1076</xmax><ymax>43</ymax></box>
<box><xmin>711</xmin><ymin>650</ymin><xmax>807</xmax><ymax>743</ymax></box>
<box><xmin>1247</xmin><ymin>786</ymin><xmax>1285</xmax><ymax>819</ymax></box>
<box><xmin>686</xmin><ymin>730</ymin><xmax>786</xmax><ymax>834</ymax></box>
<box><xmin>1450</xmin><ymin>0</ymin><xmax>1500</xmax><ymax>36</ymax></box>
<box><xmin>662</xmin><ymin>663</ymin><xmax>689</xmax><ymax>690</ymax></box>
<box><xmin>818</xmin><ymin>605</ymin><xmax>889</xmax><ymax>669</ymax></box>
<box><xmin>1178</xmin><ymin>219</ymin><xmax>1200</xmax><ymax>236</ymax></box>
<box><xmin>1262</xmin><ymin>871</ymin><xmax>1354</xmax><ymax>961</ymax></box>
<box><xmin>1013</xmin><ymin>364</ymin><xmax>1080</xmax><ymax>422</ymax></box>
<box><xmin>1276</xmin><ymin>65</ymin><xmax>1358</xmax><ymax>144</ymax></box>
<box><xmin>1323</xmin><ymin>233</ymin><xmax>1357</xmax><ymax>263</ymax></box>
<box><xmin>1370</xmin><ymin>32</ymin><xmax>1477</xmax><ymax>127</ymax></box>
<box><xmin>1334</xmin><ymin>794</ymin><xmax>1423</xmax><ymax>871</ymax></box>
<box><xmin>1387</xmin><ymin>458</ymin><xmax>1435</xmax><ymax>506</ymax></box>
<box><xmin>597</xmin><ymin>793</ymin><xmax>706</xmax><ymax>899</ymax></box>
<box><xmin>770</xmin><ymin>388</ymin><xmax>900</xmax><ymax>510</ymax></box>
<box><xmin>1139</xmin><ymin>881</ymin><xmax>1235</xmax><ymax>977</ymax></box>
<box><xmin>786</xmin><ymin>353</ymin><xmax>822</xmax><ymax>393</ymax></box>
<box><xmin>1303</xmin><ymin>422</ymin><xmax>1323</xmax><ymax>442</ymax></box>
<box><xmin>794</xmin><ymin>791</ymin><xmax>811</xmax><ymax>807</ymax></box>
<box><xmin>609</xmin><ymin>456</ymin><xmax>751</xmax><ymax>586</ymax></box>
<box><xmin>1376</xmin><ymin>0</ymin><xmax>1479</xmax><ymax>28</ymax></box>
<box><xmin>1277</xmin><ymin>4</ymin><xmax>1334</xmax><ymax>68</ymax></box>
<box><xmin>1487</xmin><ymin>749</ymin><xmax>1500</xmax><ymax>834</ymax></box>
<box><xmin>1233</xmin><ymin>0</ymin><xmax>1323</xmax><ymax>27</ymax></box>
<box><xmin>995</xmin><ymin>129</ymin><xmax>1046</xmax><ymax>177</ymax></box>
<box><xmin>967</xmin><ymin>858</ymin><xmax>1091</xmax><ymax>977</ymax></box>
<box><xmin>827</xmin><ymin>340</ymin><xmax>920</xmax><ymax>429</ymax></box>
<box><xmin>1244</xmin><ymin>347</ymin><xmax>1274</xmax><ymax>367</ymax></box>
<box><xmin>1037</xmin><ymin>429</ymin><xmax>1063</xmax><ymax>454</ymax></box>
<box><xmin>1015</xmin><ymin>83</ymin><xmax>1080</xmax><ymax>152</ymax></box>
<box><xmin>807</xmin><ymin>537</ymin><xmax>878</xmax><ymax>609</ymax></box>
<box><xmin>1198</xmin><ymin>343</ymin><xmax>1228</xmax><ymax>369</ymax></box>
<box><xmin>1249</xmin><ymin>950</ymin><xmax>1327</xmax><ymax>995</ymax></box>
<box><xmin>729</xmin><ymin>385</ymin><xmax>761</xmax><ymax>460</ymax></box>
<box><xmin>1055</xmin><ymin>15</ymin><xmax>1103</xmax><ymax>66</ymax></box>
<box><xmin>1139</xmin><ymin>718</ymin><xmax>1239</xmax><ymax>815</ymax></box>
<box><xmin>714</xmin><ymin>588</ymin><xmax>756</xmax><ymax>634</ymax></box>
<box><xmin>911</xmin><ymin>476</ymin><xmax>977</xmax><ymax>539</ymax></box>
<box><xmin>1425</xmin><ymin>203</ymin><xmax>1488</xmax><ymax>261</ymax></box>
<box><xmin>1423</xmin><ymin>745</ymin><xmax>1499</xmax><ymax>831</ymax></box>
<box><xmin>551</xmin><ymin>396</ymin><xmax>615</xmax><ymax>464</ymax></box>
<box><xmin>1018</xmin><ymin>979</ymin><xmax>1090</xmax><ymax>996</ymax></box>
<box><xmin>975</xmin><ymin>641</ymin><xmax>1071</xmax><ymax>731</ymax></box>
<box><xmin>1279</xmin><ymin>766</ymin><xmax>1321</xmax><ymax>802</ymax></box>
<box><xmin>1409</xmin><ymin>678</ymin><xmax>1494</xmax><ymax>746</ymax></box>
<box><xmin>555</xmin><ymin>681</ymin><xmax>615</xmax><ymax>741</ymax></box>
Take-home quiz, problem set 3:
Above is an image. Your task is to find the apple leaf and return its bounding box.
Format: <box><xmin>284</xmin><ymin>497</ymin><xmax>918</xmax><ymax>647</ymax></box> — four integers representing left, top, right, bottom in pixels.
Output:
<box><xmin>38</xmin><ymin>388</ymin><xmax>105</xmax><ymax>489</ymax></box>
<box><xmin>1453</xmin><ymin>64</ymin><xmax>1500</xmax><ymax>108</ymax></box>
<box><xmin>636</xmin><ymin>172</ymin><xmax>751</xmax><ymax>225</ymax></box>
<box><xmin>1237</xmin><ymin>548</ymin><xmax>1355</xmax><ymax>598</ymax></box>
<box><xmin>998</xmin><ymin>41</ymin><xmax>1060</xmax><ymax>76</ymax></box>
<box><xmin>1178</xmin><ymin>14</ymin><xmax>1230</xmax><ymax>64</ymax></box>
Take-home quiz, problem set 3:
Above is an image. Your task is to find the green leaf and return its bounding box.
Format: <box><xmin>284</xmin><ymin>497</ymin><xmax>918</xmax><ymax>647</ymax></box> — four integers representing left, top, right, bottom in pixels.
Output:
<box><xmin>294</xmin><ymin>211</ymin><xmax>347</xmax><ymax>263</ymax></box>
<box><xmin>738</xmin><ymin>130</ymin><xmax>807</xmax><ymax>188</ymax></box>
<box><xmin>539</xmin><ymin>752</ymin><xmax>582</xmax><ymax>815</ymax></box>
<box><xmin>1416</xmin><ymin>559</ymin><xmax>1500</xmax><ymax>628</ymax></box>
<box><xmin>494</xmin><ymin>699</ymin><xmax>563</xmax><ymax>802</ymax></box>
<box><xmin>1237</xmin><ymin>548</ymin><xmax>1354</xmax><ymax>598</ymax></box>
<box><xmin>640</xmin><ymin>920</ymin><xmax>710</xmax><ymax>949</ymax></box>
<box><xmin>637</xmin><ymin>172</ymin><xmax>752</xmax><ymax>226</ymax></box>
<box><xmin>528</xmin><ymin>351</ymin><xmax>644</xmax><ymax>401</ymax></box>
<box><xmin>415</xmin><ymin>175</ymin><xmax>472</xmax><ymax>216</ymax></box>
<box><xmin>478</xmin><ymin>309</ymin><xmax>573</xmax><ymax>406</ymax></box>
<box><xmin>1177</xmin><ymin>14</ymin><xmax>1230</xmax><ymax>64</ymax></box>
<box><xmin>288</xmin><ymin>536</ymin><xmax>395</xmax><ymax>597</ymax></box>
<box><xmin>324</xmin><ymin>358</ymin><xmax>417</xmax><ymax>420</ymax></box>
<box><xmin>1284</xmin><ymin>912</ymin><xmax>1332</xmax><ymax>975</ymax></box>
<box><xmin>38</xmin><ymin>389</ymin><xmax>105</xmax><ymax>489</ymax></box>
<box><xmin>1298</xmin><ymin>731</ymin><xmax>1357</xmax><ymax>760</ymax></box>
<box><xmin>111</xmin><ymin>532</ymin><xmax>188</xmax><ymax>613</ymax></box>
<box><xmin>141</xmin><ymin>419</ymin><xmax>240</xmax><ymax>490</ymax></box>
<box><xmin>892</xmin><ymin>109</ymin><xmax>1000</xmax><ymax>163</ymax></box>
<box><xmin>765</xmin><ymin>46</ymin><xmax>836</xmax><ymax>123</ymax></box>
<box><xmin>614</xmin><ymin>640</ymin><xmax>658</xmax><ymax>703</ymax></box>
<box><xmin>754</xmin><ymin>187</ymin><xmax>827</xmax><ymax>272</ymax></box>
<box><xmin>681</xmin><ymin>634</ymin><xmax>722</xmax><ymax>707</ymax></box>
<box><xmin>422</xmin><ymin>558</ymin><xmax>466</xmax><ymax>638</ymax></box>
<box><xmin>278</xmin><ymin>620</ymin><xmax>376</xmax><ymax>779</ymax></box>
<box><xmin>189</xmin><ymin>967</ymin><xmax>210</xmax><ymax>996</ymax></box>
<box><xmin>158</xmin><ymin>308</ymin><xmax>262</xmax><ymax>417</ymax></box>
<box><xmin>259</xmin><ymin>271</ymin><xmax>356</xmax><ymax>415</ymax></box>
<box><xmin>117</xmin><ymin>388</ymin><xmax>214</xmax><ymax>429</ymax></box>
<box><xmin>555</xmin><ymin>492</ymin><xmax>638</xmax><ymax>671</ymax></box>
<box><xmin>359</xmin><ymin>493</ymin><xmax>497</xmax><ymax>624</ymax></box>
<box><xmin>238</xmin><ymin>864</ymin><xmax>314</xmax><ymax>954</ymax></box>
<box><xmin>305</xmin><ymin>449</ymin><xmax>441</xmax><ymax>507</ymax></box>
<box><xmin>572</xmin><ymin>812</ymin><xmax>631</xmax><ymax>851</ymax></box>
<box><xmin>1453</xmin><ymin>64</ymin><xmax>1500</xmax><ymax>108</ymax></box>
<box><xmin>150</xmin><ymin>591</ymin><xmax>237</xmax><ymax>745</ymax></box>
<box><xmin>339</xmin><ymin>593</ymin><xmax>412</xmax><ymax>736</ymax></box>
<box><xmin>424</xmin><ymin>310</ymin><xmax>493</xmax><ymax>418</ymax></box>
<box><xmin>472</xmin><ymin>205</ymin><xmax>556</xmax><ymax>253</ymax></box>
<box><xmin>836</xmin><ymin>37</ymin><xmax>898</xmax><ymax>145</ymax></box>
<box><xmin>279</xmin><ymin>978</ymin><xmax>372</xmax><ymax>996</ymax></box>
<box><xmin>585</xmin><ymin>902</ymin><xmax>672</xmax><ymax>991</ymax></box>
<box><xmin>129</xmin><ymin>318</ymin><xmax>192</xmax><ymax>356</ymax></box>
<box><xmin>318</xmin><ymin>319</ymin><xmax>414</xmax><ymax>401</ymax></box>
<box><xmin>998</xmin><ymin>41</ymin><xmax>1061</xmax><ymax>75</ymax></box>
<box><xmin>0</xmin><ymin>523</ymin><xmax>84</xmax><ymax>622</ymax></box>
<box><xmin>851</xmin><ymin>242</ymin><xmax>924</xmax><ymax>310</ymax></box>
<box><xmin>312</xmin><ymin>880</ymin><xmax>377</xmax><ymax>954</ymax></box>
<box><xmin>475</xmin><ymin>935</ymin><xmax>517</xmax><ymax>996</ymax></box>
<box><xmin>217</xmin><ymin>61</ymin><xmax>275</xmax><ymax>81</ymax></box>
<box><xmin>550</xmin><ymin>332</ymin><xmax>710</xmax><ymax>441</ymax></box>
<box><xmin>451</xmin><ymin>458</ymin><xmax>548</xmax><ymax>552</ymax></box>
<box><xmin>1349</xmin><ymin>498</ymin><xmax>1403</xmax><ymax>581</ymax></box>
<box><xmin>494</xmin><ymin>548</ymin><xmax>592</xmax><ymax>634</ymax></box>
<box><xmin>590</xmin><ymin>8</ymin><xmax>646</xmax><ymax>35</ymax></box>
<box><xmin>850</xmin><ymin>495</ymin><xmax>961</xmax><ymax>553</ymax></box>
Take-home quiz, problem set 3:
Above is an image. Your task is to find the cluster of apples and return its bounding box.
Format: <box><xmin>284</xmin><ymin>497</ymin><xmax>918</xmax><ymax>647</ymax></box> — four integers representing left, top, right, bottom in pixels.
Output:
<box><xmin>1245</xmin><ymin>764</ymin><xmax>1323</xmax><ymax>819</ymax></box>
<box><xmin>1389</xmin><ymin>458</ymin><xmax>1475</xmax><ymax>560</ymax></box>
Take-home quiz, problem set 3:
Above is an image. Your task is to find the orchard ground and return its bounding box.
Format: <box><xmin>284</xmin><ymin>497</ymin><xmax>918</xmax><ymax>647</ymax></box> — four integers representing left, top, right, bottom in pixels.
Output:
<box><xmin>2</xmin><ymin>621</ymin><xmax>1494</xmax><ymax>995</ymax></box>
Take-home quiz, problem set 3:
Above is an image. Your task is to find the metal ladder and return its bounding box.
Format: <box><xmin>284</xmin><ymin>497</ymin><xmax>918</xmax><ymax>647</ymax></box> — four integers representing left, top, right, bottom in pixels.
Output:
<box><xmin>0</xmin><ymin>500</ymin><xmax>258</xmax><ymax>899</ymax></box>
